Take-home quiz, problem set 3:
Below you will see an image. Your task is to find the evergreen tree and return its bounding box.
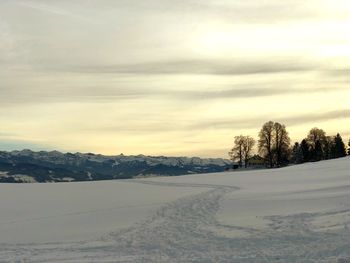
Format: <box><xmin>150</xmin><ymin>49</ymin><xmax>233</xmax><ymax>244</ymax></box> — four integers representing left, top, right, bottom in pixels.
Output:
<box><xmin>334</xmin><ymin>133</ymin><xmax>346</xmax><ymax>158</ymax></box>
<box><xmin>324</xmin><ymin>136</ymin><xmax>336</xmax><ymax>160</ymax></box>
<box><xmin>348</xmin><ymin>139</ymin><xmax>350</xmax><ymax>156</ymax></box>
<box><xmin>300</xmin><ymin>139</ymin><xmax>310</xmax><ymax>162</ymax></box>
<box><xmin>291</xmin><ymin>142</ymin><xmax>303</xmax><ymax>164</ymax></box>
<box><xmin>314</xmin><ymin>140</ymin><xmax>323</xmax><ymax>161</ymax></box>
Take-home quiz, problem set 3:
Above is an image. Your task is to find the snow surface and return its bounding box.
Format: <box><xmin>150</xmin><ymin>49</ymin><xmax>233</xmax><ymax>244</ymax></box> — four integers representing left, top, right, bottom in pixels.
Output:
<box><xmin>0</xmin><ymin>157</ymin><xmax>350</xmax><ymax>262</ymax></box>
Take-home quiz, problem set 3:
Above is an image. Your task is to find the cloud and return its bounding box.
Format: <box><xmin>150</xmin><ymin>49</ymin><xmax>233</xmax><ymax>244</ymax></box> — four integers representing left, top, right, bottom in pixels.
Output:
<box><xmin>0</xmin><ymin>82</ymin><xmax>337</xmax><ymax>107</ymax></box>
<box><xmin>17</xmin><ymin>0</ymin><xmax>72</xmax><ymax>16</ymax></box>
<box><xmin>279</xmin><ymin>109</ymin><xmax>350</xmax><ymax>126</ymax></box>
<box><xmin>173</xmin><ymin>86</ymin><xmax>339</xmax><ymax>100</ymax></box>
<box><xmin>15</xmin><ymin>0</ymin><xmax>99</xmax><ymax>24</ymax></box>
<box><xmin>68</xmin><ymin>0</ymin><xmax>328</xmax><ymax>24</ymax></box>
<box><xmin>325</xmin><ymin>69</ymin><xmax>350</xmax><ymax>77</ymax></box>
<box><xmin>77</xmin><ymin>109</ymin><xmax>350</xmax><ymax>135</ymax></box>
<box><xmin>187</xmin><ymin>0</ymin><xmax>322</xmax><ymax>24</ymax></box>
<box><xmin>1</xmin><ymin>0</ymin><xmax>349</xmax><ymax>157</ymax></box>
<box><xmin>0</xmin><ymin>56</ymin><xmax>323</xmax><ymax>107</ymax></box>
<box><xmin>53</xmin><ymin>59</ymin><xmax>315</xmax><ymax>76</ymax></box>
<box><xmin>191</xmin><ymin>109</ymin><xmax>350</xmax><ymax>130</ymax></box>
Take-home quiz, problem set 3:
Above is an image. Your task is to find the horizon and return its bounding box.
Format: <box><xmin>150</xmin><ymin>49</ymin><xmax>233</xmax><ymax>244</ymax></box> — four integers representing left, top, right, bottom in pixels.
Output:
<box><xmin>1</xmin><ymin>0</ymin><xmax>350</xmax><ymax>158</ymax></box>
<box><xmin>1</xmin><ymin>123</ymin><xmax>349</xmax><ymax>158</ymax></box>
<box><xmin>1</xmin><ymin>123</ymin><xmax>348</xmax><ymax>159</ymax></box>
<box><xmin>0</xmin><ymin>147</ymin><xmax>230</xmax><ymax>159</ymax></box>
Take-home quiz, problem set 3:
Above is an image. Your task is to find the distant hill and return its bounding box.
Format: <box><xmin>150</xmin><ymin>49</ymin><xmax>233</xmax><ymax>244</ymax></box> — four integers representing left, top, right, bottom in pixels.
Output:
<box><xmin>0</xmin><ymin>150</ymin><xmax>231</xmax><ymax>183</ymax></box>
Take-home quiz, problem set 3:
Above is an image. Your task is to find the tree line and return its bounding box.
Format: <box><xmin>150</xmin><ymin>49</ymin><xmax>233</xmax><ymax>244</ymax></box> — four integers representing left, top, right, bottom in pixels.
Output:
<box><xmin>229</xmin><ymin>121</ymin><xmax>350</xmax><ymax>168</ymax></box>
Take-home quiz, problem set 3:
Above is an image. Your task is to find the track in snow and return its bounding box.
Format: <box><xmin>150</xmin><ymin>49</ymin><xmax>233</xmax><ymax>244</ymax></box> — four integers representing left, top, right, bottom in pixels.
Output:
<box><xmin>1</xmin><ymin>180</ymin><xmax>350</xmax><ymax>262</ymax></box>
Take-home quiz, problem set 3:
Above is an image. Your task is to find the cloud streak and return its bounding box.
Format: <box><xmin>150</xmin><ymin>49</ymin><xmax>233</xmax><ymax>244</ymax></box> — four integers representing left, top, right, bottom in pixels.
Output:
<box><xmin>0</xmin><ymin>83</ymin><xmax>339</xmax><ymax>106</ymax></box>
<box><xmin>173</xmin><ymin>87</ymin><xmax>339</xmax><ymax>100</ymax></box>
<box><xmin>15</xmin><ymin>0</ymin><xmax>99</xmax><ymax>24</ymax></box>
<box><xmin>191</xmin><ymin>109</ymin><xmax>350</xmax><ymax>130</ymax></box>
<box><xmin>79</xmin><ymin>109</ymin><xmax>350</xmax><ymax>135</ymax></box>
<box><xmin>49</xmin><ymin>59</ymin><xmax>316</xmax><ymax>76</ymax></box>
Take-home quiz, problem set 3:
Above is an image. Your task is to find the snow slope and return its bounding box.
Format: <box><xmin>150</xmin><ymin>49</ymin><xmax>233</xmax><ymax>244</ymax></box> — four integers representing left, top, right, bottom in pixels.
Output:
<box><xmin>0</xmin><ymin>157</ymin><xmax>350</xmax><ymax>262</ymax></box>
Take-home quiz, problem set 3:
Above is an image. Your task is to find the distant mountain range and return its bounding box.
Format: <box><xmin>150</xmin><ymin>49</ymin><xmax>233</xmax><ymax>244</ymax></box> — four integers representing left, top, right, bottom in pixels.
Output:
<box><xmin>0</xmin><ymin>150</ymin><xmax>231</xmax><ymax>183</ymax></box>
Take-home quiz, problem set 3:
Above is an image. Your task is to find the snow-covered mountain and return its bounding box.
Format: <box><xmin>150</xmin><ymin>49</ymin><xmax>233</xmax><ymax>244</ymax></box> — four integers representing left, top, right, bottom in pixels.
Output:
<box><xmin>0</xmin><ymin>149</ymin><xmax>231</xmax><ymax>182</ymax></box>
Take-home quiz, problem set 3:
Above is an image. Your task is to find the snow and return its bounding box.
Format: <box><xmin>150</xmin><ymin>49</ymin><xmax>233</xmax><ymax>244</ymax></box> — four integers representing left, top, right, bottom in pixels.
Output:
<box><xmin>0</xmin><ymin>172</ymin><xmax>37</xmax><ymax>183</ymax></box>
<box><xmin>7</xmin><ymin>150</ymin><xmax>232</xmax><ymax>167</ymax></box>
<box><xmin>0</xmin><ymin>157</ymin><xmax>350</xmax><ymax>262</ymax></box>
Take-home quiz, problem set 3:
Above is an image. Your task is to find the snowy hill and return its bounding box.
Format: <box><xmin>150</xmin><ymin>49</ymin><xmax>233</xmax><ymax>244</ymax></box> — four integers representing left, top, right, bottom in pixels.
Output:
<box><xmin>0</xmin><ymin>157</ymin><xmax>349</xmax><ymax>262</ymax></box>
<box><xmin>0</xmin><ymin>150</ymin><xmax>231</xmax><ymax>182</ymax></box>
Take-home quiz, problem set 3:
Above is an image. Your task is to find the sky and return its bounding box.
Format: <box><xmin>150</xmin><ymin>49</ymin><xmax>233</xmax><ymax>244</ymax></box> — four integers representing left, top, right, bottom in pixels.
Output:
<box><xmin>0</xmin><ymin>0</ymin><xmax>350</xmax><ymax>158</ymax></box>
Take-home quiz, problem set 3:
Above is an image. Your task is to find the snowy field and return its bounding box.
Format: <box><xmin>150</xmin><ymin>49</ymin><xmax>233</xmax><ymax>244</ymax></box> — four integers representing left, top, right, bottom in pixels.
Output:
<box><xmin>0</xmin><ymin>157</ymin><xmax>350</xmax><ymax>262</ymax></box>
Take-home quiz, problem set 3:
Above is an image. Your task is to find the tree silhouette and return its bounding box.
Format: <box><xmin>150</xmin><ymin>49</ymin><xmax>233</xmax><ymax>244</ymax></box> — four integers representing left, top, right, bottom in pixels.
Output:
<box><xmin>273</xmin><ymin>122</ymin><xmax>291</xmax><ymax>166</ymax></box>
<box><xmin>291</xmin><ymin>142</ymin><xmax>303</xmax><ymax>164</ymax></box>
<box><xmin>334</xmin><ymin>133</ymin><xmax>346</xmax><ymax>158</ymax></box>
<box><xmin>229</xmin><ymin>135</ymin><xmax>255</xmax><ymax>168</ymax></box>
<box><xmin>258</xmin><ymin>121</ymin><xmax>290</xmax><ymax>167</ymax></box>
<box><xmin>258</xmin><ymin>121</ymin><xmax>274</xmax><ymax>168</ymax></box>
<box><xmin>300</xmin><ymin>139</ymin><xmax>310</xmax><ymax>162</ymax></box>
<box><xmin>324</xmin><ymin>136</ymin><xmax>335</xmax><ymax>160</ymax></box>
<box><xmin>307</xmin><ymin>128</ymin><xmax>327</xmax><ymax>161</ymax></box>
<box><xmin>314</xmin><ymin>140</ymin><xmax>323</xmax><ymax>161</ymax></box>
<box><xmin>242</xmin><ymin>136</ymin><xmax>256</xmax><ymax>168</ymax></box>
<box><xmin>229</xmin><ymin>136</ymin><xmax>245</xmax><ymax>167</ymax></box>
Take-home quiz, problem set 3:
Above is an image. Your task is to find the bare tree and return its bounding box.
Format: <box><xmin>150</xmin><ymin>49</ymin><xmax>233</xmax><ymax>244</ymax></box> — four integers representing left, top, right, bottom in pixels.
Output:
<box><xmin>273</xmin><ymin>122</ymin><xmax>290</xmax><ymax>166</ymax></box>
<box><xmin>242</xmin><ymin>136</ymin><xmax>255</xmax><ymax>168</ymax></box>
<box><xmin>258</xmin><ymin>121</ymin><xmax>290</xmax><ymax>167</ymax></box>
<box><xmin>307</xmin><ymin>128</ymin><xmax>326</xmax><ymax>147</ymax></box>
<box><xmin>258</xmin><ymin>121</ymin><xmax>274</xmax><ymax>168</ymax></box>
<box><xmin>307</xmin><ymin>128</ymin><xmax>327</xmax><ymax>160</ymax></box>
<box><xmin>229</xmin><ymin>135</ymin><xmax>245</xmax><ymax>167</ymax></box>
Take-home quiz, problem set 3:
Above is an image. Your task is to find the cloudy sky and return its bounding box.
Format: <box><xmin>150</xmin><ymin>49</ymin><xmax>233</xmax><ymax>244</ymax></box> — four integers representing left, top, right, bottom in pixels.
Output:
<box><xmin>0</xmin><ymin>0</ymin><xmax>350</xmax><ymax>157</ymax></box>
